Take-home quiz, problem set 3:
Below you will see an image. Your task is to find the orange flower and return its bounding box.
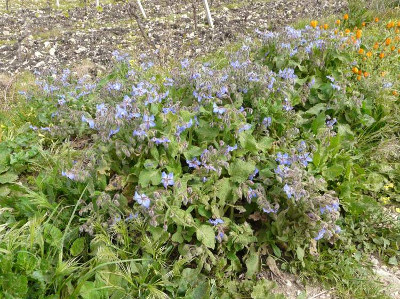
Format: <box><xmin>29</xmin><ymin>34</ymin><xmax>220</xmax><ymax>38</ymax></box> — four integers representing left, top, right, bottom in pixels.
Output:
<box><xmin>398</xmin><ymin>21</ymin><xmax>400</xmax><ymax>27</ymax></box>
<box><xmin>345</xmin><ymin>29</ymin><xmax>350</xmax><ymax>34</ymax></box>
<box><xmin>364</xmin><ymin>72</ymin><xmax>369</xmax><ymax>78</ymax></box>
<box><xmin>381</xmin><ymin>72</ymin><xmax>386</xmax><ymax>77</ymax></box>
<box><xmin>336</xmin><ymin>19</ymin><xmax>341</xmax><ymax>26</ymax></box>
<box><xmin>385</xmin><ymin>38</ymin><xmax>392</xmax><ymax>45</ymax></box>
<box><xmin>391</xmin><ymin>46</ymin><xmax>396</xmax><ymax>51</ymax></box>
<box><xmin>379</xmin><ymin>52</ymin><xmax>385</xmax><ymax>59</ymax></box>
<box><xmin>334</xmin><ymin>29</ymin><xmax>338</xmax><ymax>35</ymax></box>
<box><xmin>356</xmin><ymin>75</ymin><xmax>362</xmax><ymax>81</ymax></box>
<box><xmin>396</xmin><ymin>29</ymin><xmax>400</xmax><ymax>34</ymax></box>
<box><xmin>366</xmin><ymin>51</ymin><xmax>372</xmax><ymax>57</ymax></box>
<box><xmin>398</xmin><ymin>49</ymin><xmax>400</xmax><ymax>54</ymax></box>
<box><xmin>363</xmin><ymin>57</ymin><xmax>367</xmax><ymax>61</ymax></box>
<box><xmin>362</xmin><ymin>22</ymin><xmax>366</xmax><ymax>27</ymax></box>
<box><xmin>357</xmin><ymin>70</ymin><xmax>362</xmax><ymax>76</ymax></box>
<box><xmin>356</xmin><ymin>29</ymin><xmax>362</xmax><ymax>39</ymax></box>
<box><xmin>352</xmin><ymin>67</ymin><xmax>359</xmax><ymax>74</ymax></box>
<box><xmin>344</xmin><ymin>14</ymin><xmax>349</xmax><ymax>20</ymax></box>
<box><xmin>323</xmin><ymin>24</ymin><xmax>329</xmax><ymax>30</ymax></box>
<box><xmin>358</xmin><ymin>48</ymin><xmax>364</xmax><ymax>54</ymax></box>
<box><xmin>393</xmin><ymin>91</ymin><xmax>399</xmax><ymax>96</ymax></box>
<box><xmin>387</xmin><ymin>21</ymin><xmax>395</xmax><ymax>29</ymax></box>
<box><xmin>310</xmin><ymin>20</ymin><xmax>318</xmax><ymax>28</ymax></box>
<box><xmin>373</xmin><ymin>42</ymin><xmax>379</xmax><ymax>49</ymax></box>
<box><xmin>375</xmin><ymin>17</ymin><xmax>379</xmax><ymax>22</ymax></box>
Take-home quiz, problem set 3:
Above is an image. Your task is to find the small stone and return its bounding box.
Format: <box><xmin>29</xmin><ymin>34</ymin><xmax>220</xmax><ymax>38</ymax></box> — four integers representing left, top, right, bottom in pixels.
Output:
<box><xmin>34</xmin><ymin>51</ymin><xmax>42</xmax><ymax>57</ymax></box>
<box><xmin>3</xmin><ymin>30</ymin><xmax>10</xmax><ymax>36</ymax></box>
<box><xmin>49</xmin><ymin>48</ymin><xmax>56</xmax><ymax>56</ymax></box>
<box><xmin>34</xmin><ymin>61</ymin><xmax>45</xmax><ymax>68</ymax></box>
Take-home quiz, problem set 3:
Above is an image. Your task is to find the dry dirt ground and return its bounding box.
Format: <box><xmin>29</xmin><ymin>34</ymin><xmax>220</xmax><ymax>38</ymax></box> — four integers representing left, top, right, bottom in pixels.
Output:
<box><xmin>1</xmin><ymin>0</ymin><xmax>348</xmax><ymax>74</ymax></box>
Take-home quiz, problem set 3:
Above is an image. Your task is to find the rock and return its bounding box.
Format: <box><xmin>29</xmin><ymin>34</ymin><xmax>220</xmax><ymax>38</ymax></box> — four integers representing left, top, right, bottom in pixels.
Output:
<box><xmin>75</xmin><ymin>46</ymin><xmax>87</xmax><ymax>54</ymax></box>
<box><xmin>49</xmin><ymin>48</ymin><xmax>56</xmax><ymax>56</ymax></box>
<box><xmin>34</xmin><ymin>51</ymin><xmax>42</xmax><ymax>57</ymax></box>
<box><xmin>3</xmin><ymin>30</ymin><xmax>10</xmax><ymax>36</ymax></box>
<box><xmin>34</xmin><ymin>61</ymin><xmax>45</xmax><ymax>68</ymax></box>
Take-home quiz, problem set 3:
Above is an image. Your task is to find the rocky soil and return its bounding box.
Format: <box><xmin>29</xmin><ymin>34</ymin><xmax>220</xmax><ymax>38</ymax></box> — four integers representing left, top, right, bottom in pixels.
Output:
<box><xmin>0</xmin><ymin>0</ymin><xmax>348</xmax><ymax>74</ymax></box>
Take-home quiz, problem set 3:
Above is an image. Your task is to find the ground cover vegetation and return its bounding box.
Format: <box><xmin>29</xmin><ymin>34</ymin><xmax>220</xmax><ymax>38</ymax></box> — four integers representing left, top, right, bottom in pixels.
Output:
<box><xmin>0</xmin><ymin>2</ymin><xmax>399</xmax><ymax>298</ymax></box>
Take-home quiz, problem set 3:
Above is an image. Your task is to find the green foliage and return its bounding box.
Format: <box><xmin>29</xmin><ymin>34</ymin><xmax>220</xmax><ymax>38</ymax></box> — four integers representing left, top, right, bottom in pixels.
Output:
<box><xmin>0</xmin><ymin>9</ymin><xmax>400</xmax><ymax>299</ymax></box>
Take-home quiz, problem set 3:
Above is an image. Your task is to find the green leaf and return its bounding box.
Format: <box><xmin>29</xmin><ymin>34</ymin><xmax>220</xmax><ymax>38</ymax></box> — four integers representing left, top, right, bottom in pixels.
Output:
<box><xmin>0</xmin><ymin>172</ymin><xmax>18</xmax><ymax>184</ymax></box>
<box><xmin>245</xmin><ymin>249</ymin><xmax>260</xmax><ymax>278</ymax></box>
<box><xmin>215</xmin><ymin>178</ymin><xmax>231</xmax><ymax>205</ymax></box>
<box><xmin>191</xmin><ymin>281</ymin><xmax>210</xmax><ymax>299</ymax></box>
<box><xmin>196</xmin><ymin>225</ymin><xmax>215</xmax><ymax>249</ymax></box>
<box><xmin>296</xmin><ymin>246</ymin><xmax>305</xmax><ymax>262</ymax></box>
<box><xmin>70</xmin><ymin>237</ymin><xmax>86</xmax><ymax>256</ymax></box>
<box><xmin>138</xmin><ymin>169</ymin><xmax>161</xmax><ymax>187</ymax></box>
<box><xmin>322</xmin><ymin>165</ymin><xmax>344</xmax><ymax>180</ymax></box>
<box><xmin>305</xmin><ymin>103</ymin><xmax>326</xmax><ymax>116</ymax></box>
<box><xmin>239</xmin><ymin>133</ymin><xmax>258</xmax><ymax>153</ymax></box>
<box><xmin>0</xmin><ymin>186</ymin><xmax>10</xmax><ymax>197</ymax></box>
<box><xmin>257</xmin><ymin>137</ymin><xmax>274</xmax><ymax>152</ymax></box>
<box><xmin>388</xmin><ymin>256</ymin><xmax>398</xmax><ymax>266</ymax></box>
<box><xmin>229</xmin><ymin>160</ymin><xmax>255</xmax><ymax>183</ymax></box>
<box><xmin>311</xmin><ymin>113</ymin><xmax>326</xmax><ymax>134</ymax></box>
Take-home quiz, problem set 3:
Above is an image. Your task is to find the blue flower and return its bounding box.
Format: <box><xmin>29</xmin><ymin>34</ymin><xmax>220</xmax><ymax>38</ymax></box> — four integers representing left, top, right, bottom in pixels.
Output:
<box><xmin>262</xmin><ymin>117</ymin><xmax>272</xmax><ymax>128</ymax></box>
<box><xmin>209</xmin><ymin>218</ymin><xmax>224</xmax><ymax>226</ymax></box>
<box><xmin>81</xmin><ymin>115</ymin><xmax>95</xmax><ymax>129</ymax></box>
<box><xmin>314</xmin><ymin>228</ymin><xmax>326</xmax><ymax>241</ymax></box>
<box><xmin>109</xmin><ymin>127</ymin><xmax>120</xmax><ymax>137</ymax></box>
<box><xmin>161</xmin><ymin>172</ymin><xmax>174</xmax><ymax>189</ymax></box>
<box><xmin>283</xmin><ymin>184</ymin><xmax>293</xmax><ymax>199</ymax></box>
<box><xmin>331</xmin><ymin>83</ymin><xmax>341</xmax><ymax>91</ymax></box>
<box><xmin>263</xmin><ymin>205</ymin><xmax>279</xmax><ymax>214</ymax></box>
<box><xmin>282</xmin><ymin>98</ymin><xmax>293</xmax><ymax>111</ymax></box>
<box><xmin>276</xmin><ymin>152</ymin><xmax>291</xmax><ymax>165</ymax></box>
<box><xmin>216</xmin><ymin>231</ymin><xmax>224</xmax><ymax>242</ymax></box>
<box><xmin>238</xmin><ymin>124</ymin><xmax>251</xmax><ymax>133</ymax></box>
<box><xmin>249</xmin><ymin>168</ymin><xmax>259</xmax><ymax>180</ymax></box>
<box><xmin>226</xmin><ymin>144</ymin><xmax>238</xmax><ymax>154</ymax></box>
<box><xmin>133</xmin><ymin>129</ymin><xmax>147</xmax><ymax>137</ymax></box>
<box><xmin>151</xmin><ymin>137</ymin><xmax>170</xmax><ymax>145</ymax></box>
<box><xmin>278</xmin><ymin>68</ymin><xmax>297</xmax><ymax>80</ymax></box>
<box><xmin>326</xmin><ymin>75</ymin><xmax>335</xmax><ymax>82</ymax></box>
<box><xmin>115</xmin><ymin>105</ymin><xmax>128</xmax><ymax>119</ymax></box>
<box><xmin>230</xmin><ymin>60</ymin><xmax>241</xmax><ymax>69</ymax></box>
<box><xmin>187</xmin><ymin>158</ymin><xmax>201</xmax><ymax>169</ymax></box>
<box><xmin>213</xmin><ymin>103</ymin><xmax>227</xmax><ymax>115</ymax></box>
<box><xmin>181</xmin><ymin>58</ymin><xmax>190</xmax><ymax>69</ymax></box>
<box><xmin>142</xmin><ymin>114</ymin><xmax>156</xmax><ymax>130</ymax></box>
<box><xmin>134</xmin><ymin>192</ymin><xmax>151</xmax><ymax>209</ymax></box>
<box><xmin>299</xmin><ymin>152</ymin><xmax>313</xmax><ymax>167</ymax></box>
<box><xmin>62</xmin><ymin>170</ymin><xmax>76</xmax><ymax>180</ymax></box>
<box><xmin>248</xmin><ymin>188</ymin><xmax>257</xmax><ymax>199</ymax></box>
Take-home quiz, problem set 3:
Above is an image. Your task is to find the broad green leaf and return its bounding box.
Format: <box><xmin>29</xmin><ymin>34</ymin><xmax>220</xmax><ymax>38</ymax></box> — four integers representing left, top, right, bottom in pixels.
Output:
<box><xmin>70</xmin><ymin>237</ymin><xmax>86</xmax><ymax>256</ymax></box>
<box><xmin>296</xmin><ymin>246</ymin><xmax>305</xmax><ymax>262</ymax></box>
<box><xmin>196</xmin><ymin>225</ymin><xmax>215</xmax><ymax>249</ymax></box>
<box><xmin>245</xmin><ymin>249</ymin><xmax>260</xmax><ymax>278</ymax></box>
<box><xmin>229</xmin><ymin>160</ymin><xmax>255</xmax><ymax>183</ymax></box>
<box><xmin>388</xmin><ymin>256</ymin><xmax>398</xmax><ymax>266</ymax></box>
<box><xmin>191</xmin><ymin>281</ymin><xmax>210</xmax><ymax>299</ymax></box>
<box><xmin>0</xmin><ymin>172</ymin><xmax>18</xmax><ymax>184</ymax></box>
<box><xmin>138</xmin><ymin>169</ymin><xmax>161</xmax><ymax>187</ymax></box>
<box><xmin>215</xmin><ymin>178</ymin><xmax>231</xmax><ymax>205</ymax></box>
<box><xmin>311</xmin><ymin>113</ymin><xmax>326</xmax><ymax>134</ymax></box>
<box><xmin>322</xmin><ymin>165</ymin><xmax>344</xmax><ymax>180</ymax></box>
